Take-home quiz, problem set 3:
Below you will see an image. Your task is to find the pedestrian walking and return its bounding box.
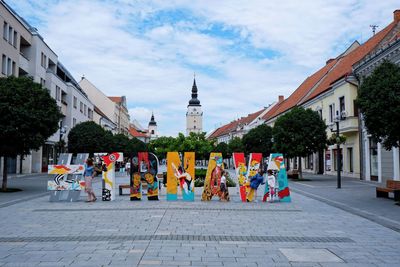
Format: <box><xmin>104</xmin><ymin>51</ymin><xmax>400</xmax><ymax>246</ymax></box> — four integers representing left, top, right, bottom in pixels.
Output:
<box><xmin>125</xmin><ymin>161</ymin><xmax>131</xmax><ymax>176</ymax></box>
<box><xmin>220</xmin><ymin>170</ymin><xmax>228</xmax><ymax>201</ymax></box>
<box><xmin>267</xmin><ymin>169</ymin><xmax>276</xmax><ymax>202</ymax></box>
<box><xmin>84</xmin><ymin>158</ymin><xmax>97</xmax><ymax>202</ymax></box>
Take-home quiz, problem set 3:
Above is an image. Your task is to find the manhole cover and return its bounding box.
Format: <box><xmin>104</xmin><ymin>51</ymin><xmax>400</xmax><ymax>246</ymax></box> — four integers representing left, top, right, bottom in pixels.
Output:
<box><xmin>280</xmin><ymin>248</ymin><xmax>343</xmax><ymax>262</ymax></box>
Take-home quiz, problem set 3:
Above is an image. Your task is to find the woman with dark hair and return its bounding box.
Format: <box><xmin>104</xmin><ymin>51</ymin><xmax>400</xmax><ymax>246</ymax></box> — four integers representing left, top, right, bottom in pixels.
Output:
<box><xmin>84</xmin><ymin>158</ymin><xmax>97</xmax><ymax>202</ymax></box>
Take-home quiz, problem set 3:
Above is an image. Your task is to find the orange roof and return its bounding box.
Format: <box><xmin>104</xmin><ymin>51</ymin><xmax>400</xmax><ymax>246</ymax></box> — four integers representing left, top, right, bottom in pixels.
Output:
<box><xmin>302</xmin><ymin>20</ymin><xmax>397</xmax><ymax>103</ymax></box>
<box><xmin>108</xmin><ymin>96</ymin><xmax>122</xmax><ymax>103</ymax></box>
<box><xmin>267</xmin><ymin>58</ymin><xmax>338</xmax><ymax>120</ymax></box>
<box><xmin>129</xmin><ymin>127</ymin><xmax>148</xmax><ymax>138</ymax></box>
<box><xmin>208</xmin><ymin>109</ymin><xmax>265</xmax><ymax>139</ymax></box>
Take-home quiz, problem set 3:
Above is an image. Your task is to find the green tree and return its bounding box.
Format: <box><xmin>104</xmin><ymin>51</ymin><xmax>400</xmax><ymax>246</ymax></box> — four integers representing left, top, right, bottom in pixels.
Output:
<box><xmin>273</xmin><ymin>107</ymin><xmax>327</xmax><ymax>179</ymax></box>
<box><xmin>127</xmin><ymin>137</ymin><xmax>147</xmax><ymax>156</ymax></box>
<box><xmin>0</xmin><ymin>76</ymin><xmax>62</xmax><ymax>191</ymax></box>
<box><xmin>242</xmin><ymin>124</ymin><xmax>273</xmax><ymax>154</ymax></box>
<box><xmin>357</xmin><ymin>60</ymin><xmax>400</xmax><ymax>149</ymax></box>
<box><xmin>149</xmin><ymin>136</ymin><xmax>176</xmax><ymax>160</ymax></box>
<box><xmin>67</xmin><ymin>121</ymin><xmax>113</xmax><ymax>153</ymax></box>
<box><xmin>228</xmin><ymin>137</ymin><xmax>245</xmax><ymax>152</ymax></box>
<box><xmin>215</xmin><ymin>142</ymin><xmax>230</xmax><ymax>159</ymax></box>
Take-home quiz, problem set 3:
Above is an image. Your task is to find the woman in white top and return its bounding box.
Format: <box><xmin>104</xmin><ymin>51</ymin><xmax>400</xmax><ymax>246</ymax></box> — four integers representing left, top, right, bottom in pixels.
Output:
<box><xmin>267</xmin><ymin>169</ymin><xmax>276</xmax><ymax>202</ymax></box>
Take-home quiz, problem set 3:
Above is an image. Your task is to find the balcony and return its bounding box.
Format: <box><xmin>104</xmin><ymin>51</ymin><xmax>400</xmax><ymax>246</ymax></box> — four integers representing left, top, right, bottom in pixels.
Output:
<box><xmin>338</xmin><ymin>116</ymin><xmax>358</xmax><ymax>133</ymax></box>
<box><xmin>19</xmin><ymin>53</ymin><xmax>29</xmax><ymax>73</ymax></box>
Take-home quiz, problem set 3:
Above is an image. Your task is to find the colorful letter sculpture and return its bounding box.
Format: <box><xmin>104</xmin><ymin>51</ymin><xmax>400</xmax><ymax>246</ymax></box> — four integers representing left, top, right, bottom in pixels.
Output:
<box><xmin>246</xmin><ymin>153</ymin><xmax>263</xmax><ymax>202</ymax></box>
<box><xmin>233</xmin><ymin>153</ymin><xmax>248</xmax><ymax>202</ymax></box>
<box><xmin>101</xmin><ymin>152</ymin><xmax>123</xmax><ymax>201</ymax></box>
<box><xmin>263</xmin><ymin>153</ymin><xmax>291</xmax><ymax>202</ymax></box>
<box><xmin>47</xmin><ymin>165</ymin><xmax>85</xmax><ymax>191</ymax></box>
<box><xmin>167</xmin><ymin>152</ymin><xmax>195</xmax><ymax>201</ymax></box>
<box><xmin>130</xmin><ymin>152</ymin><xmax>160</xmax><ymax>201</ymax></box>
<box><xmin>201</xmin><ymin>153</ymin><xmax>229</xmax><ymax>201</ymax></box>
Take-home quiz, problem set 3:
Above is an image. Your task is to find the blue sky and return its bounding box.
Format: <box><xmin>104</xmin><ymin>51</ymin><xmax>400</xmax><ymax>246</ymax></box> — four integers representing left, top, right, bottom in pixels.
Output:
<box><xmin>8</xmin><ymin>0</ymin><xmax>399</xmax><ymax>136</ymax></box>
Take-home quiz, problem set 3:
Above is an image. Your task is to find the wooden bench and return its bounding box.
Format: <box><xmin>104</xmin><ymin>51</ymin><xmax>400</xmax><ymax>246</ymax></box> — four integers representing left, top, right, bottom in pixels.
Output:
<box><xmin>119</xmin><ymin>184</ymin><xmax>130</xmax><ymax>195</ymax></box>
<box><xmin>287</xmin><ymin>169</ymin><xmax>299</xmax><ymax>179</ymax></box>
<box><xmin>376</xmin><ymin>180</ymin><xmax>400</xmax><ymax>201</ymax></box>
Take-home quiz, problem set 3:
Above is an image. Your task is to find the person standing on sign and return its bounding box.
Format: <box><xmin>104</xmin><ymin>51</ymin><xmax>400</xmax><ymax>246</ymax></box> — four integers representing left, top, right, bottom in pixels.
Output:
<box><xmin>267</xmin><ymin>169</ymin><xmax>276</xmax><ymax>202</ymax></box>
<box><xmin>220</xmin><ymin>171</ymin><xmax>228</xmax><ymax>201</ymax></box>
<box><xmin>84</xmin><ymin>158</ymin><xmax>97</xmax><ymax>202</ymax></box>
<box><xmin>249</xmin><ymin>168</ymin><xmax>264</xmax><ymax>202</ymax></box>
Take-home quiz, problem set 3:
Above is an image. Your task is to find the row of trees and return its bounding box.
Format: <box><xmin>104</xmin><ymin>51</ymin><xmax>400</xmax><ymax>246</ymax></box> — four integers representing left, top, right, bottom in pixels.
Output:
<box><xmin>67</xmin><ymin>121</ymin><xmax>147</xmax><ymax>156</ymax></box>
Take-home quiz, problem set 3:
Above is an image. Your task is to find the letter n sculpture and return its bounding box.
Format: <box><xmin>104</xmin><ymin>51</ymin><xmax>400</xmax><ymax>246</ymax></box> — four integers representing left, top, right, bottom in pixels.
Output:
<box><xmin>101</xmin><ymin>152</ymin><xmax>123</xmax><ymax>201</ymax></box>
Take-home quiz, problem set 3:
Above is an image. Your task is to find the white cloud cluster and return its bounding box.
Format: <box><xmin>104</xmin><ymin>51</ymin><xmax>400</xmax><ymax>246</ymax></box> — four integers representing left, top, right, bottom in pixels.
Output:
<box><xmin>9</xmin><ymin>0</ymin><xmax>400</xmax><ymax>136</ymax></box>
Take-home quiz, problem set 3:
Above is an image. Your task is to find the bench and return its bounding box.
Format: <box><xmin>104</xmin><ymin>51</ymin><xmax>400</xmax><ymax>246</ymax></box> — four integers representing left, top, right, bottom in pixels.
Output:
<box><xmin>376</xmin><ymin>180</ymin><xmax>400</xmax><ymax>201</ymax></box>
<box><xmin>119</xmin><ymin>184</ymin><xmax>130</xmax><ymax>195</ymax></box>
<box><xmin>287</xmin><ymin>169</ymin><xmax>299</xmax><ymax>179</ymax></box>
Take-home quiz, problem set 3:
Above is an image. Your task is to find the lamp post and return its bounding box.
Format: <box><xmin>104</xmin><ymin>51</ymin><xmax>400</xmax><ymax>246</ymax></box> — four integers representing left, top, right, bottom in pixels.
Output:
<box><xmin>58</xmin><ymin>121</ymin><xmax>67</xmax><ymax>159</ymax></box>
<box><xmin>330</xmin><ymin>111</ymin><xmax>346</xmax><ymax>189</ymax></box>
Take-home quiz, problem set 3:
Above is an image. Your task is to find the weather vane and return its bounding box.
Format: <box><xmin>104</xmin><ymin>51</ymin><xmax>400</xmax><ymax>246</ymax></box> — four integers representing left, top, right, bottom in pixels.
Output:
<box><xmin>370</xmin><ymin>25</ymin><xmax>378</xmax><ymax>35</ymax></box>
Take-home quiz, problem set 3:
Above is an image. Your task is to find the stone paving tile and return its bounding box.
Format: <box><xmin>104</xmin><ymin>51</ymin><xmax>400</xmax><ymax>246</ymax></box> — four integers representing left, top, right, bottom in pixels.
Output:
<box><xmin>0</xmin><ymin>177</ymin><xmax>399</xmax><ymax>267</ymax></box>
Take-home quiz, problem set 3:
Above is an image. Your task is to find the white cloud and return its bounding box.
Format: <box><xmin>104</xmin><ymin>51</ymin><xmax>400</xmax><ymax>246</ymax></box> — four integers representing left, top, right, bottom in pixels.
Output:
<box><xmin>8</xmin><ymin>0</ymin><xmax>400</xmax><ymax>136</ymax></box>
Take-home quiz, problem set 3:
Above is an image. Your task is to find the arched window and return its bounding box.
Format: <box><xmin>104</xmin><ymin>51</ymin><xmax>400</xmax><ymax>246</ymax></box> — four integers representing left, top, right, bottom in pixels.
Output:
<box><xmin>194</xmin><ymin>126</ymin><xmax>196</xmax><ymax>129</ymax></box>
<box><xmin>151</xmin><ymin>130</ymin><xmax>154</xmax><ymax>134</ymax></box>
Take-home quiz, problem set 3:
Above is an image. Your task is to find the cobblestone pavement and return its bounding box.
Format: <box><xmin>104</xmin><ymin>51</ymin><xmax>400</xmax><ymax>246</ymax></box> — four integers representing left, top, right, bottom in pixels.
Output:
<box><xmin>0</xmin><ymin>174</ymin><xmax>399</xmax><ymax>267</ymax></box>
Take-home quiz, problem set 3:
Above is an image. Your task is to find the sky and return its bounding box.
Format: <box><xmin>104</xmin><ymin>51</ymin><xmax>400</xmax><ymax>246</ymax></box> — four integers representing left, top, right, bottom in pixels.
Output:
<box><xmin>8</xmin><ymin>0</ymin><xmax>399</xmax><ymax>136</ymax></box>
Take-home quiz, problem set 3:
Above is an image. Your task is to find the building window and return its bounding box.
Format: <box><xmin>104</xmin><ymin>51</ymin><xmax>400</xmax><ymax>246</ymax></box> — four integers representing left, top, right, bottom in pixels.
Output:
<box><xmin>40</xmin><ymin>78</ymin><xmax>46</xmax><ymax>87</ymax></box>
<box><xmin>151</xmin><ymin>130</ymin><xmax>154</xmax><ymax>134</ymax></box>
<box><xmin>11</xmin><ymin>61</ymin><xmax>15</xmax><ymax>76</ymax></box>
<box><xmin>80</xmin><ymin>102</ymin><xmax>83</xmax><ymax>113</ymax></box>
<box><xmin>73</xmin><ymin>96</ymin><xmax>77</xmax><ymax>109</ymax></box>
<box><xmin>12</xmin><ymin>30</ymin><xmax>17</xmax><ymax>48</ymax></box>
<box><xmin>8</xmin><ymin>27</ymin><xmax>12</xmax><ymax>45</ymax></box>
<box><xmin>55</xmin><ymin>86</ymin><xmax>61</xmax><ymax>101</ymax></box>
<box><xmin>329</xmin><ymin>104</ymin><xmax>335</xmax><ymax>123</ymax></box>
<box><xmin>84</xmin><ymin>104</ymin><xmax>87</xmax><ymax>116</ymax></box>
<box><xmin>1</xmin><ymin>54</ymin><xmax>6</xmax><ymax>74</ymax></box>
<box><xmin>7</xmin><ymin>58</ymin><xmax>11</xmax><ymax>76</ymax></box>
<box><xmin>194</xmin><ymin>125</ymin><xmax>196</xmax><ymax>129</ymax></box>
<box><xmin>88</xmin><ymin>109</ymin><xmax>93</xmax><ymax>119</ymax></box>
<box><xmin>318</xmin><ymin>109</ymin><xmax>322</xmax><ymax>119</ymax></box>
<box><xmin>347</xmin><ymin>147</ymin><xmax>353</xmax><ymax>173</ymax></box>
<box><xmin>73</xmin><ymin>118</ymin><xmax>76</xmax><ymax>127</ymax></box>
<box><xmin>3</xmin><ymin>22</ymin><xmax>7</xmax><ymax>41</ymax></box>
<box><xmin>339</xmin><ymin>96</ymin><xmax>345</xmax><ymax>117</ymax></box>
<box><xmin>41</xmin><ymin>52</ymin><xmax>47</xmax><ymax>68</ymax></box>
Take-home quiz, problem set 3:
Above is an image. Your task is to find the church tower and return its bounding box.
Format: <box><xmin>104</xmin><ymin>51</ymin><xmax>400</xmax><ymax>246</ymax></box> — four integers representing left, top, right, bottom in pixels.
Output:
<box><xmin>186</xmin><ymin>78</ymin><xmax>203</xmax><ymax>136</ymax></box>
<box><xmin>148</xmin><ymin>112</ymin><xmax>158</xmax><ymax>139</ymax></box>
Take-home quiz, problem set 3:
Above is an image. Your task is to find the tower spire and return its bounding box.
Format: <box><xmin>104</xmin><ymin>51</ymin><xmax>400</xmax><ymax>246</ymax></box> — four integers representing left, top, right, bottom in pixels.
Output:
<box><xmin>188</xmin><ymin>77</ymin><xmax>200</xmax><ymax>106</ymax></box>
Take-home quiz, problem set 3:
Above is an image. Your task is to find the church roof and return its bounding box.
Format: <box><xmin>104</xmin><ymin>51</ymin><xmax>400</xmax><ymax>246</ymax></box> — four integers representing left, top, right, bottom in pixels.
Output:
<box><xmin>149</xmin><ymin>113</ymin><xmax>157</xmax><ymax>126</ymax></box>
<box><xmin>188</xmin><ymin>78</ymin><xmax>201</xmax><ymax>106</ymax></box>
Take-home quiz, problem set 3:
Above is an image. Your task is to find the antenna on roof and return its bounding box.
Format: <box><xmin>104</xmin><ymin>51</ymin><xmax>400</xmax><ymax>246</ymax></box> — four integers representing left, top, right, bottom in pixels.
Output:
<box><xmin>370</xmin><ymin>25</ymin><xmax>378</xmax><ymax>36</ymax></box>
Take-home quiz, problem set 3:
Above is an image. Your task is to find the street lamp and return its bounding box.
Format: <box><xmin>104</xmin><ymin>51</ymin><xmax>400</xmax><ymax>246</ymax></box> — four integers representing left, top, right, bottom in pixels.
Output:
<box><xmin>329</xmin><ymin>111</ymin><xmax>347</xmax><ymax>189</ymax></box>
<box><xmin>58</xmin><ymin>122</ymin><xmax>67</xmax><ymax>158</ymax></box>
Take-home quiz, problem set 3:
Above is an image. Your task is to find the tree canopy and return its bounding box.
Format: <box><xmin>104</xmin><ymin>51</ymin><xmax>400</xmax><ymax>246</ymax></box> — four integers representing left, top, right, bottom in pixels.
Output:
<box><xmin>357</xmin><ymin>60</ymin><xmax>400</xmax><ymax>149</ymax></box>
<box><xmin>67</xmin><ymin>121</ymin><xmax>113</xmax><ymax>153</ymax></box>
<box><xmin>273</xmin><ymin>107</ymin><xmax>327</xmax><ymax>178</ymax></box>
<box><xmin>228</xmin><ymin>137</ymin><xmax>244</xmax><ymax>152</ymax></box>
<box><xmin>242</xmin><ymin>124</ymin><xmax>273</xmax><ymax>154</ymax></box>
<box><xmin>149</xmin><ymin>132</ymin><xmax>214</xmax><ymax>160</ymax></box>
<box><xmin>273</xmin><ymin>107</ymin><xmax>327</xmax><ymax>158</ymax></box>
<box><xmin>0</xmin><ymin>76</ymin><xmax>62</xmax><ymax>190</ymax></box>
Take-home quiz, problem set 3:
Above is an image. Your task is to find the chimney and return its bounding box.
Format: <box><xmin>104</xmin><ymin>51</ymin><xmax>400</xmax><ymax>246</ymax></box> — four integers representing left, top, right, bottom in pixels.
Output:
<box><xmin>394</xmin><ymin>10</ymin><xmax>400</xmax><ymax>22</ymax></box>
<box><xmin>278</xmin><ymin>95</ymin><xmax>284</xmax><ymax>103</ymax></box>
<box><xmin>326</xmin><ymin>58</ymin><xmax>334</xmax><ymax>65</ymax></box>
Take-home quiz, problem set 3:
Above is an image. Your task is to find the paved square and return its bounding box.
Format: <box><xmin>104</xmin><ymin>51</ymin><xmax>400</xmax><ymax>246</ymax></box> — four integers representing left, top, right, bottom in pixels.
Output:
<box><xmin>279</xmin><ymin>248</ymin><xmax>343</xmax><ymax>263</ymax></box>
<box><xmin>0</xmin><ymin>175</ymin><xmax>399</xmax><ymax>266</ymax></box>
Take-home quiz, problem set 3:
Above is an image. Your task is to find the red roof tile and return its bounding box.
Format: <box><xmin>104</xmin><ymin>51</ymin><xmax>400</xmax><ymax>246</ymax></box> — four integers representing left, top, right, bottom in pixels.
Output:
<box><xmin>208</xmin><ymin>109</ymin><xmax>265</xmax><ymax>139</ymax></box>
<box><xmin>267</xmin><ymin>58</ymin><xmax>338</xmax><ymax>120</ymax></box>
<box><xmin>129</xmin><ymin>127</ymin><xmax>148</xmax><ymax>138</ymax></box>
<box><xmin>108</xmin><ymin>96</ymin><xmax>122</xmax><ymax>103</ymax></box>
<box><xmin>302</xmin><ymin>21</ymin><xmax>397</xmax><ymax>103</ymax></box>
